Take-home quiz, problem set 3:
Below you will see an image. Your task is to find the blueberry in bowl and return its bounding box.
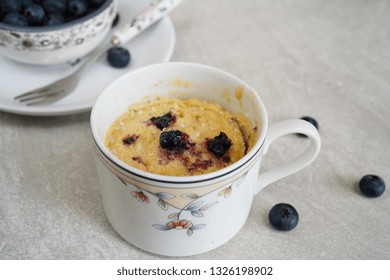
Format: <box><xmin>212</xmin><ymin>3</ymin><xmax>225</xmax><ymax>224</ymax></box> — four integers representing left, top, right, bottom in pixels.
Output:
<box><xmin>0</xmin><ymin>0</ymin><xmax>118</xmax><ymax>65</ymax></box>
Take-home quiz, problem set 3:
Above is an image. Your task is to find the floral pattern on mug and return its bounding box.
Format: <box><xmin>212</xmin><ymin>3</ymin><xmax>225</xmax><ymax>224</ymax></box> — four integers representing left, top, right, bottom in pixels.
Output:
<box><xmin>167</xmin><ymin>219</ymin><xmax>192</xmax><ymax>230</ymax></box>
<box><xmin>218</xmin><ymin>186</ymin><xmax>232</xmax><ymax>198</ymax></box>
<box><xmin>218</xmin><ymin>172</ymin><xmax>247</xmax><ymax>198</ymax></box>
<box><xmin>152</xmin><ymin>199</ymin><xmax>211</xmax><ymax>237</ymax></box>
<box><xmin>131</xmin><ymin>191</ymin><xmax>149</xmax><ymax>203</ymax></box>
<box><xmin>120</xmin><ymin>172</ymin><xmax>248</xmax><ymax>237</ymax></box>
<box><xmin>153</xmin><ymin>219</ymin><xmax>205</xmax><ymax>237</ymax></box>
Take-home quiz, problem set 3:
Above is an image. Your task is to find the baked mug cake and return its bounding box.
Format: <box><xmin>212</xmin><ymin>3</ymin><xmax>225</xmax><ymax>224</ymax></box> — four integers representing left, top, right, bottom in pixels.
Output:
<box><xmin>105</xmin><ymin>97</ymin><xmax>257</xmax><ymax>176</ymax></box>
<box><xmin>91</xmin><ymin>62</ymin><xmax>320</xmax><ymax>256</ymax></box>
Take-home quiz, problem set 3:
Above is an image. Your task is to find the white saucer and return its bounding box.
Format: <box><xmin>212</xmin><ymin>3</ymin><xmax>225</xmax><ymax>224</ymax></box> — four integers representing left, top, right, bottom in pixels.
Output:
<box><xmin>0</xmin><ymin>0</ymin><xmax>176</xmax><ymax>116</ymax></box>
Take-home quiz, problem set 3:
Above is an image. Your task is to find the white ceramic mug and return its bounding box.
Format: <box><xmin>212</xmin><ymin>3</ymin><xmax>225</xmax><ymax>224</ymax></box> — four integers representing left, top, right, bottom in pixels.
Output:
<box><xmin>90</xmin><ymin>62</ymin><xmax>321</xmax><ymax>257</ymax></box>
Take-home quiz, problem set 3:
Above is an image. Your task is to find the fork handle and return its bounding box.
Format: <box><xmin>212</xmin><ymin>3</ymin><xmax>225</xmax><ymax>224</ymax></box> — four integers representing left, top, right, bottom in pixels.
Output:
<box><xmin>111</xmin><ymin>0</ymin><xmax>183</xmax><ymax>45</ymax></box>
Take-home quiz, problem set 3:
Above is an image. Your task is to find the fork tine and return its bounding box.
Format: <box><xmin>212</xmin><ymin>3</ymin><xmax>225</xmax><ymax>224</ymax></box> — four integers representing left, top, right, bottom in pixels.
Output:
<box><xmin>15</xmin><ymin>87</ymin><xmax>55</xmax><ymax>102</ymax></box>
<box><xmin>14</xmin><ymin>62</ymin><xmax>81</xmax><ymax>106</ymax></box>
<box><xmin>14</xmin><ymin>85</ymin><xmax>53</xmax><ymax>100</ymax></box>
<box><xmin>24</xmin><ymin>90</ymin><xmax>67</xmax><ymax>106</ymax></box>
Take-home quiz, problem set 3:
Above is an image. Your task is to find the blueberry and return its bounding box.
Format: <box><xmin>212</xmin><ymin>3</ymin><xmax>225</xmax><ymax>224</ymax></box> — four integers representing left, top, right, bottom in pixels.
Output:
<box><xmin>67</xmin><ymin>0</ymin><xmax>88</xmax><ymax>18</ymax></box>
<box><xmin>268</xmin><ymin>203</ymin><xmax>299</xmax><ymax>231</ymax></box>
<box><xmin>150</xmin><ymin>112</ymin><xmax>175</xmax><ymax>130</ymax></box>
<box><xmin>297</xmin><ymin>116</ymin><xmax>318</xmax><ymax>137</ymax></box>
<box><xmin>122</xmin><ymin>134</ymin><xmax>139</xmax><ymax>146</ymax></box>
<box><xmin>301</xmin><ymin>116</ymin><xmax>318</xmax><ymax>129</ymax></box>
<box><xmin>206</xmin><ymin>132</ymin><xmax>232</xmax><ymax>157</ymax></box>
<box><xmin>107</xmin><ymin>46</ymin><xmax>131</xmax><ymax>68</ymax></box>
<box><xmin>88</xmin><ymin>0</ymin><xmax>105</xmax><ymax>7</ymax></box>
<box><xmin>24</xmin><ymin>3</ymin><xmax>45</xmax><ymax>25</ymax></box>
<box><xmin>42</xmin><ymin>0</ymin><xmax>66</xmax><ymax>14</ymax></box>
<box><xmin>0</xmin><ymin>0</ymin><xmax>22</xmax><ymax>14</ymax></box>
<box><xmin>160</xmin><ymin>130</ymin><xmax>187</xmax><ymax>151</ymax></box>
<box><xmin>2</xmin><ymin>13</ymin><xmax>28</xmax><ymax>26</ymax></box>
<box><xmin>359</xmin><ymin>175</ymin><xmax>386</xmax><ymax>198</ymax></box>
<box><xmin>43</xmin><ymin>12</ymin><xmax>64</xmax><ymax>26</ymax></box>
<box><xmin>1</xmin><ymin>0</ymin><xmax>108</xmax><ymax>26</ymax></box>
<box><xmin>21</xmin><ymin>0</ymin><xmax>34</xmax><ymax>8</ymax></box>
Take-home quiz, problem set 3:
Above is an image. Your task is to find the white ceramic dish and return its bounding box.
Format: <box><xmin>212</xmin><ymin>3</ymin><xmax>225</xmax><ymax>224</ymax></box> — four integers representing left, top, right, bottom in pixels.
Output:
<box><xmin>0</xmin><ymin>0</ymin><xmax>176</xmax><ymax>116</ymax></box>
<box><xmin>0</xmin><ymin>0</ymin><xmax>117</xmax><ymax>65</ymax></box>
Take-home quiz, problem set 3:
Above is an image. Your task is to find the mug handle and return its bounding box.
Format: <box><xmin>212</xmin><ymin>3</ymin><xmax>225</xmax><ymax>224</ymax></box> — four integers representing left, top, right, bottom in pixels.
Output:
<box><xmin>254</xmin><ymin>119</ymin><xmax>321</xmax><ymax>195</ymax></box>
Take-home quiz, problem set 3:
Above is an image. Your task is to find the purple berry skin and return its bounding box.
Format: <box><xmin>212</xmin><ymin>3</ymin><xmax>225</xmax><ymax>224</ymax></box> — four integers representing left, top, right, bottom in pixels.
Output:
<box><xmin>150</xmin><ymin>112</ymin><xmax>175</xmax><ymax>130</ymax></box>
<box><xmin>206</xmin><ymin>132</ymin><xmax>232</xmax><ymax>157</ymax></box>
<box><xmin>359</xmin><ymin>175</ymin><xmax>385</xmax><ymax>198</ymax></box>
<box><xmin>160</xmin><ymin>130</ymin><xmax>187</xmax><ymax>151</ymax></box>
<box><xmin>107</xmin><ymin>46</ymin><xmax>131</xmax><ymax>68</ymax></box>
<box><xmin>268</xmin><ymin>203</ymin><xmax>299</xmax><ymax>231</ymax></box>
<box><xmin>67</xmin><ymin>0</ymin><xmax>88</xmax><ymax>17</ymax></box>
<box><xmin>1</xmin><ymin>0</ymin><xmax>22</xmax><ymax>14</ymax></box>
<box><xmin>43</xmin><ymin>12</ymin><xmax>64</xmax><ymax>26</ymax></box>
<box><xmin>42</xmin><ymin>0</ymin><xmax>66</xmax><ymax>14</ymax></box>
<box><xmin>297</xmin><ymin>116</ymin><xmax>318</xmax><ymax>137</ymax></box>
<box><xmin>3</xmin><ymin>13</ymin><xmax>28</xmax><ymax>26</ymax></box>
<box><xmin>24</xmin><ymin>3</ymin><xmax>45</xmax><ymax>25</ymax></box>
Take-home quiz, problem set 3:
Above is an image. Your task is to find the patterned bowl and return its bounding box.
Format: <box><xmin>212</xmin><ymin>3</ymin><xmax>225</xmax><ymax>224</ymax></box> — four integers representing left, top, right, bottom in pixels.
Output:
<box><xmin>0</xmin><ymin>0</ymin><xmax>117</xmax><ymax>65</ymax></box>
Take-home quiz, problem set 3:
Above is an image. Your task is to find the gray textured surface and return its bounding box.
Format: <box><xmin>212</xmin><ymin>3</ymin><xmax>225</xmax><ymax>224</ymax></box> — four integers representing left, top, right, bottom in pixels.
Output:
<box><xmin>1</xmin><ymin>0</ymin><xmax>389</xmax><ymax>260</ymax></box>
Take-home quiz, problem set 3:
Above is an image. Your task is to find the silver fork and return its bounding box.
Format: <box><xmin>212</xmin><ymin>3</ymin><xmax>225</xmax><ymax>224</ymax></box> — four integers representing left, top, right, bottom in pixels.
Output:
<box><xmin>14</xmin><ymin>45</ymin><xmax>112</xmax><ymax>106</ymax></box>
<box><xmin>14</xmin><ymin>0</ymin><xmax>183</xmax><ymax>106</ymax></box>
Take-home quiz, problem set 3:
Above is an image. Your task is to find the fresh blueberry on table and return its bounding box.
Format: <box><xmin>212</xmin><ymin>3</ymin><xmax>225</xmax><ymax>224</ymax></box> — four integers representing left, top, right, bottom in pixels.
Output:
<box><xmin>297</xmin><ymin>116</ymin><xmax>318</xmax><ymax>137</ymax></box>
<box><xmin>106</xmin><ymin>46</ymin><xmax>131</xmax><ymax>68</ymax></box>
<box><xmin>268</xmin><ymin>203</ymin><xmax>299</xmax><ymax>231</ymax></box>
<box><xmin>24</xmin><ymin>3</ymin><xmax>45</xmax><ymax>25</ymax></box>
<box><xmin>301</xmin><ymin>116</ymin><xmax>318</xmax><ymax>130</ymax></box>
<box><xmin>2</xmin><ymin>12</ymin><xmax>28</xmax><ymax>26</ymax></box>
<box><xmin>359</xmin><ymin>175</ymin><xmax>386</xmax><ymax>198</ymax></box>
